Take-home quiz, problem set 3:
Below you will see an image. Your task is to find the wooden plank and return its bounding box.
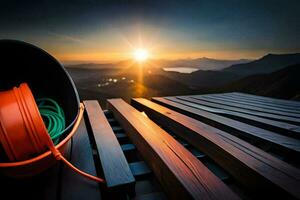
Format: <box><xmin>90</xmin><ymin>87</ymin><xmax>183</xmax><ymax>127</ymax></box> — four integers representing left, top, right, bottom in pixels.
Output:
<box><xmin>195</xmin><ymin>94</ymin><xmax>300</xmax><ymax>119</ymax></box>
<box><xmin>225</xmin><ymin>93</ymin><xmax>300</xmax><ymax>112</ymax></box>
<box><xmin>173</xmin><ymin>96</ymin><xmax>300</xmax><ymax>137</ymax></box>
<box><xmin>107</xmin><ymin>118</ymin><xmax>118</xmax><ymax>123</ymax></box>
<box><xmin>107</xmin><ymin>98</ymin><xmax>239</xmax><ymax>200</ymax></box>
<box><xmin>132</xmin><ymin>98</ymin><xmax>300</xmax><ymax>199</ymax></box>
<box><xmin>229</xmin><ymin>92</ymin><xmax>300</xmax><ymax>108</ymax></box>
<box><xmin>153</xmin><ymin>97</ymin><xmax>300</xmax><ymax>156</ymax></box>
<box><xmin>115</xmin><ymin>132</ymin><xmax>129</xmax><ymax>144</ymax></box>
<box><xmin>204</xmin><ymin>93</ymin><xmax>300</xmax><ymax>114</ymax></box>
<box><xmin>129</xmin><ymin>161</ymin><xmax>152</xmax><ymax>178</ymax></box>
<box><xmin>121</xmin><ymin>143</ymin><xmax>136</xmax><ymax>151</ymax></box>
<box><xmin>135</xmin><ymin>179</ymin><xmax>162</xmax><ymax>196</ymax></box>
<box><xmin>177</xmin><ymin>138</ymin><xmax>189</xmax><ymax>147</ymax></box>
<box><xmin>202</xmin><ymin>160</ymin><xmax>230</xmax><ymax>181</ymax></box>
<box><xmin>60</xmin><ymin>119</ymin><xmax>102</xmax><ymax>200</ymax></box>
<box><xmin>231</xmin><ymin>92</ymin><xmax>300</xmax><ymax>106</ymax></box>
<box><xmin>191</xmin><ymin>96</ymin><xmax>300</xmax><ymax>123</ymax></box>
<box><xmin>115</xmin><ymin>133</ymin><xmax>127</xmax><ymax>139</ymax></box>
<box><xmin>83</xmin><ymin>100</ymin><xmax>135</xmax><ymax>189</ymax></box>
<box><xmin>188</xmin><ymin>147</ymin><xmax>206</xmax><ymax>159</ymax></box>
<box><xmin>112</xmin><ymin>126</ymin><xmax>123</xmax><ymax>132</ymax></box>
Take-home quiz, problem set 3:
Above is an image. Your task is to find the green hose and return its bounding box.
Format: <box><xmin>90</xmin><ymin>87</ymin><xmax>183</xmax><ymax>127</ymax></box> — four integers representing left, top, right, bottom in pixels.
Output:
<box><xmin>37</xmin><ymin>98</ymin><xmax>66</xmax><ymax>145</ymax></box>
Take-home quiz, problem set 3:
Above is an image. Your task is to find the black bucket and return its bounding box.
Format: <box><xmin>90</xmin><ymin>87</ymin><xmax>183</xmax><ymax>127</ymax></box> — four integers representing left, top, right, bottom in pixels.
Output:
<box><xmin>0</xmin><ymin>39</ymin><xmax>80</xmax><ymax>137</ymax></box>
<box><xmin>0</xmin><ymin>40</ymin><xmax>80</xmax><ymax>173</ymax></box>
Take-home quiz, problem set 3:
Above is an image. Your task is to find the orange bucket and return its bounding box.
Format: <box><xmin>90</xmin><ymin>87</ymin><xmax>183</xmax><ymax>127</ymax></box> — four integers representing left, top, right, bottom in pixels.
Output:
<box><xmin>0</xmin><ymin>40</ymin><xmax>83</xmax><ymax>177</ymax></box>
<box><xmin>0</xmin><ymin>40</ymin><xmax>104</xmax><ymax>183</ymax></box>
<box><xmin>0</xmin><ymin>40</ymin><xmax>82</xmax><ymax>178</ymax></box>
<box><xmin>0</xmin><ymin>83</ymin><xmax>84</xmax><ymax>178</ymax></box>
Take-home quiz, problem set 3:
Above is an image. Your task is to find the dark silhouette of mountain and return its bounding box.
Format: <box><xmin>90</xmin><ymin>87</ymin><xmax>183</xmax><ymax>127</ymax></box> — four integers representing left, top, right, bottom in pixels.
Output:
<box><xmin>223</xmin><ymin>53</ymin><xmax>300</xmax><ymax>76</ymax></box>
<box><xmin>218</xmin><ymin>64</ymin><xmax>300</xmax><ymax>100</ymax></box>
<box><xmin>159</xmin><ymin>57</ymin><xmax>250</xmax><ymax>70</ymax></box>
<box><xmin>66</xmin><ymin>67</ymin><xmax>197</xmax><ymax>107</ymax></box>
<box><xmin>163</xmin><ymin>70</ymin><xmax>240</xmax><ymax>89</ymax></box>
<box><xmin>163</xmin><ymin>53</ymin><xmax>300</xmax><ymax>90</ymax></box>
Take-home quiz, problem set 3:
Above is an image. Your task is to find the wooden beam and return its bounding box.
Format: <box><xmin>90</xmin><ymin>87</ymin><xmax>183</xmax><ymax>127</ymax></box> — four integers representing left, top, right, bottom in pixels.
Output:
<box><xmin>201</xmin><ymin>93</ymin><xmax>300</xmax><ymax>114</ymax></box>
<box><xmin>83</xmin><ymin>100</ymin><xmax>135</xmax><ymax>189</ymax></box>
<box><xmin>131</xmin><ymin>98</ymin><xmax>300</xmax><ymax>199</ymax></box>
<box><xmin>129</xmin><ymin>161</ymin><xmax>152</xmax><ymax>178</ymax></box>
<box><xmin>191</xmin><ymin>95</ymin><xmax>300</xmax><ymax>119</ymax></box>
<box><xmin>108</xmin><ymin>98</ymin><xmax>239</xmax><ymax>200</ymax></box>
<box><xmin>229</xmin><ymin>92</ymin><xmax>300</xmax><ymax>108</ymax></box>
<box><xmin>191</xmin><ymin>96</ymin><xmax>300</xmax><ymax>123</ymax></box>
<box><xmin>152</xmin><ymin>97</ymin><xmax>300</xmax><ymax>156</ymax></box>
<box><xmin>171</xmin><ymin>96</ymin><xmax>300</xmax><ymax>137</ymax></box>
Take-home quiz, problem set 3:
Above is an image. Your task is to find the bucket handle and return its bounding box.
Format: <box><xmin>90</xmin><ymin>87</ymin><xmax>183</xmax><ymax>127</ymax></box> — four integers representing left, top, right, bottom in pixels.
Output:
<box><xmin>50</xmin><ymin>103</ymin><xmax>105</xmax><ymax>183</ymax></box>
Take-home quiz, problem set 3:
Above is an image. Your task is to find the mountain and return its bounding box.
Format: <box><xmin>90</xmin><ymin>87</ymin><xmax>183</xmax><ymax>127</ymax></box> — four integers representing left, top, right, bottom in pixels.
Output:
<box><xmin>159</xmin><ymin>57</ymin><xmax>250</xmax><ymax>71</ymax></box>
<box><xmin>66</xmin><ymin>67</ymin><xmax>197</xmax><ymax>107</ymax></box>
<box><xmin>223</xmin><ymin>53</ymin><xmax>300</xmax><ymax>76</ymax></box>
<box><xmin>218</xmin><ymin>64</ymin><xmax>300</xmax><ymax>100</ymax></box>
<box><xmin>65</xmin><ymin>57</ymin><xmax>250</xmax><ymax>71</ymax></box>
<box><xmin>163</xmin><ymin>70</ymin><xmax>239</xmax><ymax>89</ymax></box>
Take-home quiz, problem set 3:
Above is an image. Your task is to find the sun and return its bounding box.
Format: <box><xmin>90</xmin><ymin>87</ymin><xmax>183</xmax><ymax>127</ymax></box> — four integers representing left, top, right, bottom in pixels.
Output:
<box><xmin>133</xmin><ymin>48</ymin><xmax>149</xmax><ymax>62</ymax></box>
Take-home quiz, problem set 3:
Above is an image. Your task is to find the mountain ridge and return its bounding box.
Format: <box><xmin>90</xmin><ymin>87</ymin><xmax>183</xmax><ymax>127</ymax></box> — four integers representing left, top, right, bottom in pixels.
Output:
<box><xmin>223</xmin><ymin>53</ymin><xmax>300</xmax><ymax>76</ymax></box>
<box><xmin>65</xmin><ymin>57</ymin><xmax>251</xmax><ymax>71</ymax></box>
<box><xmin>218</xmin><ymin>64</ymin><xmax>300</xmax><ymax>100</ymax></box>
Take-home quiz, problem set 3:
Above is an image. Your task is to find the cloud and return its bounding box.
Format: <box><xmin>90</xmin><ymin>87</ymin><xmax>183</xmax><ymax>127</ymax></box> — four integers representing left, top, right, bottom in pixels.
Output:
<box><xmin>47</xmin><ymin>32</ymin><xmax>84</xmax><ymax>44</ymax></box>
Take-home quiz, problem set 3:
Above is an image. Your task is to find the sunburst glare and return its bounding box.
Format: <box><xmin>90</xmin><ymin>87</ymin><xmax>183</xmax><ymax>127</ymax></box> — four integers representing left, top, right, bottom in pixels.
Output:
<box><xmin>133</xmin><ymin>48</ymin><xmax>149</xmax><ymax>62</ymax></box>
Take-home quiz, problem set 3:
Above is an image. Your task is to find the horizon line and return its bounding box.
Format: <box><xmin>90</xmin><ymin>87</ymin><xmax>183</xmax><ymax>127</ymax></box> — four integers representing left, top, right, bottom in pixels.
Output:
<box><xmin>60</xmin><ymin>52</ymin><xmax>300</xmax><ymax>65</ymax></box>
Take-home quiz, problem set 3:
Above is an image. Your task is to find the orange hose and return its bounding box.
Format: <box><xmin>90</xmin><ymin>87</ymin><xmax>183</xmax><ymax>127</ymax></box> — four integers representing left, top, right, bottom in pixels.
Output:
<box><xmin>60</xmin><ymin>155</ymin><xmax>105</xmax><ymax>183</ymax></box>
<box><xmin>50</xmin><ymin>103</ymin><xmax>105</xmax><ymax>183</ymax></box>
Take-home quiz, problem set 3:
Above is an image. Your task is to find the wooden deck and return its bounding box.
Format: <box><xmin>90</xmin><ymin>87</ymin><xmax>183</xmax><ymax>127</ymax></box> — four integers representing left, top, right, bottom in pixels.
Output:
<box><xmin>1</xmin><ymin>93</ymin><xmax>299</xmax><ymax>200</ymax></box>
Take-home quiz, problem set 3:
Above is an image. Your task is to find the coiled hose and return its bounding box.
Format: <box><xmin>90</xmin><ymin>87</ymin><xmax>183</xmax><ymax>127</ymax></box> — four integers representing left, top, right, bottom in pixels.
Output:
<box><xmin>37</xmin><ymin>98</ymin><xmax>65</xmax><ymax>145</ymax></box>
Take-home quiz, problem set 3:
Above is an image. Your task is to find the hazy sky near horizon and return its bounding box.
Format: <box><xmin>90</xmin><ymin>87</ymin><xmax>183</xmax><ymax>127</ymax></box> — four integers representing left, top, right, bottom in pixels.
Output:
<box><xmin>0</xmin><ymin>0</ymin><xmax>299</xmax><ymax>63</ymax></box>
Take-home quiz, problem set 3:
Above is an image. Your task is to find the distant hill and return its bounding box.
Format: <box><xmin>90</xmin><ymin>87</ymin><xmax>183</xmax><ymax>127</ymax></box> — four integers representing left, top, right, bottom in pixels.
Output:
<box><xmin>66</xmin><ymin>67</ymin><xmax>197</xmax><ymax>107</ymax></box>
<box><xmin>164</xmin><ymin>53</ymin><xmax>300</xmax><ymax>90</ymax></box>
<box><xmin>223</xmin><ymin>53</ymin><xmax>300</xmax><ymax>76</ymax></box>
<box><xmin>164</xmin><ymin>70</ymin><xmax>239</xmax><ymax>89</ymax></box>
<box><xmin>65</xmin><ymin>57</ymin><xmax>250</xmax><ymax>71</ymax></box>
<box><xmin>159</xmin><ymin>57</ymin><xmax>250</xmax><ymax>71</ymax></box>
<box><xmin>218</xmin><ymin>64</ymin><xmax>300</xmax><ymax>100</ymax></box>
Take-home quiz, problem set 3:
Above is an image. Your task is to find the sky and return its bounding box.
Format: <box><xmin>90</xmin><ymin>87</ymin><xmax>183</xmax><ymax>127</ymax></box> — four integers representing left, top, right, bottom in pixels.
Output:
<box><xmin>0</xmin><ymin>0</ymin><xmax>299</xmax><ymax>63</ymax></box>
